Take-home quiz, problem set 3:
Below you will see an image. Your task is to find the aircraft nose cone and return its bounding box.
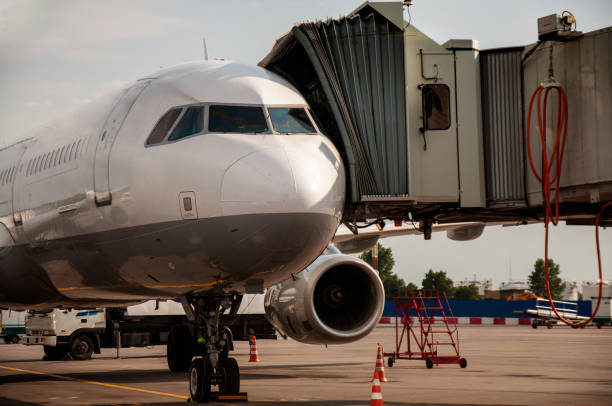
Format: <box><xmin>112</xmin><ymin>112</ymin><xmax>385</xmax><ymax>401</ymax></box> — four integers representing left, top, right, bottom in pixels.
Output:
<box><xmin>217</xmin><ymin>142</ymin><xmax>345</xmax><ymax>285</ymax></box>
<box><xmin>221</xmin><ymin>148</ymin><xmax>297</xmax><ymax>214</ymax></box>
<box><xmin>220</xmin><ymin>143</ymin><xmax>344</xmax><ymax>218</ymax></box>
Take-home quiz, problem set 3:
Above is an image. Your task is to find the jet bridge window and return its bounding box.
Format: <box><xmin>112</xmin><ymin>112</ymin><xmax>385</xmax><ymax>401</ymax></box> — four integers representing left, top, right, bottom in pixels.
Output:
<box><xmin>168</xmin><ymin>106</ymin><xmax>204</xmax><ymax>141</ymax></box>
<box><xmin>268</xmin><ymin>107</ymin><xmax>316</xmax><ymax>134</ymax></box>
<box><xmin>146</xmin><ymin>108</ymin><xmax>182</xmax><ymax>145</ymax></box>
<box><xmin>421</xmin><ymin>84</ymin><xmax>451</xmax><ymax>131</ymax></box>
<box><xmin>208</xmin><ymin>105</ymin><xmax>268</xmax><ymax>134</ymax></box>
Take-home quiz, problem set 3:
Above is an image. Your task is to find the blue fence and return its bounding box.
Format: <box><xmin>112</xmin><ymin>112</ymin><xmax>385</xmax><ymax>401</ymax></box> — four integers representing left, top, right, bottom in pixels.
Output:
<box><xmin>382</xmin><ymin>299</ymin><xmax>592</xmax><ymax>318</ymax></box>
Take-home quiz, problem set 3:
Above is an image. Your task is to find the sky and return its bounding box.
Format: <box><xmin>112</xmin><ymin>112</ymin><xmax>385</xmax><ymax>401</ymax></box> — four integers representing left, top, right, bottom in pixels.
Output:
<box><xmin>0</xmin><ymin>0</ymin><xmax>610</xmax><ymax>287</ymax></box>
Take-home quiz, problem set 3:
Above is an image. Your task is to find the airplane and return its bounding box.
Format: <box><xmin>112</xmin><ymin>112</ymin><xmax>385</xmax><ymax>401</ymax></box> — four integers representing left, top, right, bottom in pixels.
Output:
<box><xmin>0</xmin><ymin>60</ymin><xmax>389</xmax><ymax>401</ymax></box>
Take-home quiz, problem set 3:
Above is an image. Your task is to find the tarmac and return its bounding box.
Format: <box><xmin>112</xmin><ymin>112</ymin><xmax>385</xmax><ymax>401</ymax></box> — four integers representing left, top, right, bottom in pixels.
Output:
<box><xmin>0</xmin><ymin>325</ymin><xmax>610</xmax><ymax>405</ymax></box>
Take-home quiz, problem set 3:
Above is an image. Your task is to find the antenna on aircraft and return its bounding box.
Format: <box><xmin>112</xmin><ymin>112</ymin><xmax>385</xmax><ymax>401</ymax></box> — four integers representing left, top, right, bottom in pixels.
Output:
<box><xmin>203</xmin><ymin>37</ymin><xmax>209</xmax><ymax>61</ymax></box>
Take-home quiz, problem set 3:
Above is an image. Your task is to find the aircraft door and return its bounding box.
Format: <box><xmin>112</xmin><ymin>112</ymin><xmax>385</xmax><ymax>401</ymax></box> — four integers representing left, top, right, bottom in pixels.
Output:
<box><xmin>93</xmin><ymin>80</ymin><xmax>151</xmax><ymax>206</ymax></box>
<box><xmin>0</xmin><ymin>142</ymin><xmax>27</xmax><ymax>237</ymax></box>
<box><xmin>0</xmin><ymin>222</ymin><xmax>14</xmax><ymax>257</ymax></box>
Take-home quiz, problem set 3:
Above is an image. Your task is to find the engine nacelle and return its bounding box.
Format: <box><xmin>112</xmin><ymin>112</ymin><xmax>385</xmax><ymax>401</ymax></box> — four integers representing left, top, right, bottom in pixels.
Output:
<box><xmin>264</xmin><ymin>249</ymin><xmax>384</xmax><ymax>344</ymax></box>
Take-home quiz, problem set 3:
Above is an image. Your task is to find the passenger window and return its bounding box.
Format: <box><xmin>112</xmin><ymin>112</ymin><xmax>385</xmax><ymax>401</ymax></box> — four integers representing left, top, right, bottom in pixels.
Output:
<box><xmin>76</xmin><ymin>140</ymin><xmax>83</xmax><ymax>158</ymax></box>
<box><xmin>59</xmin><ymin>146</ymin><xmax>66</xmax><ymax>164</ymax></box>
<box><xmin>209</xmin><ymin>105</ymin><xmax>268</xmax><ymax>134</ymax></box>
<box><xmin>268</xmin><ymin>107</ymin><xmax>316</xmax><ymax>134</ymax></box>
<box><xmin>146</xmin><ymin>108</ymin><xmax>182</xmax><ymax>145</ymax></box>
<box><xmin>51</xmin><ymin>150</ymin><xmax>58</xmax><ymax>167</ymax></box>
<box><xmin>168</xmin><ymin>106</ymin><xmax>204</xmax><ymax>141</ymax></box>
<box><xmin>421</xmin><ymin>84</ymin><xmax>451</xmax><ymax>131</ymax></box>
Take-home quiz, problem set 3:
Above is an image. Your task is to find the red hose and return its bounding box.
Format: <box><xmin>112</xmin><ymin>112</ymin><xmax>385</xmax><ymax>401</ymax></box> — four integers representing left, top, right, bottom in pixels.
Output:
<box><xmin>526</xmin><ymin>83</ymin><xmax>608</xmax><ymax>327</ymax></box>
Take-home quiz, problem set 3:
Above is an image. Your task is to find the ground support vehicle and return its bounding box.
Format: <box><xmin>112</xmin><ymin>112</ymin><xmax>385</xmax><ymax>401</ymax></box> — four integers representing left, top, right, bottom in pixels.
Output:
<box><xmin>24</xmin><ymin>298</ymin><xmax>275</xmax><ymax>361</ymax></box>
<box><xmin>514</xmin><ymin>298</ymin><xmax>588</xmax><ymax>329</ymax></box>
<box><xmin>1</xmin><ymin>310</ymin><xmax>26</xmax><ymax>343</ymax></box>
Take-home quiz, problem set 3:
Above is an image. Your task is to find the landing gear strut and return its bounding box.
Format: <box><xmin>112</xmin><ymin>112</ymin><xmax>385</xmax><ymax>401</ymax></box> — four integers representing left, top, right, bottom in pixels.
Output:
<box><xmin>182</xmin><ymin>293</ymin><xmax>244</xmax><ymax>403</ymax></box>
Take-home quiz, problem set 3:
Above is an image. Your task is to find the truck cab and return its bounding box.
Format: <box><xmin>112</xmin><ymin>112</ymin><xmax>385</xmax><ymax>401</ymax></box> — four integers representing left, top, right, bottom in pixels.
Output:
<box><xmin>24</xmin><ymin>308</ymin><xmax>105</xmax><ymax>360</ymax></box>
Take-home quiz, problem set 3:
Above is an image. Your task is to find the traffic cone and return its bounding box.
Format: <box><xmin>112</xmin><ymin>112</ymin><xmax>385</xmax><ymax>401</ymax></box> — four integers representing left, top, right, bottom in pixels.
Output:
<box><xmin>373</xmin><ymin>345</ymin><xmax>388</xmax><ymax>382</ymax></box>
<box><xmin>370</xmin><ymin>370</ymin><xmax>383</xmax><ymax>406</ymax></box>
<box><xmin>248</xmin><ymin>335</ymin><xmax>260</xmax><ymax>362</ymax></box>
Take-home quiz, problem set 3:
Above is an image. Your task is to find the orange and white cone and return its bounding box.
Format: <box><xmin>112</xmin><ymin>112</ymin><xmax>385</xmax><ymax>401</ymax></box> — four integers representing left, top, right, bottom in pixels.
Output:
<box><xmin>373</xmin><ymin>345</ymin><xmax>388</xmax><ymax>382</ymax></box>
<box><xmin>248</xmin><ymin>335</ymin><xmax>260</xmax><ymax>362</ymax></box>
<box><xmin>370</xmin><ymin>370</ymin><xmax>383</xmax><ymax>406</ymax></box>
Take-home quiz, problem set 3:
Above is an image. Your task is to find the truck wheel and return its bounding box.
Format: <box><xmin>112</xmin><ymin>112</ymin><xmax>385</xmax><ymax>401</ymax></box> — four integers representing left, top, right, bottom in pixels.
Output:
<box><xmin>70</xmin><ymin>334</ymin><xmax>94</xmax><ymax>360</ymax></box>
<box><xmin>219</xmin><ymin>357</ymin><xmax>240</xmax><ymax>394</ymax></box>
<box><xmin>8</xmin><ymin>335</ymin><xmax>19</xmax><ymax>344</ymax></box>
<box><xmin>3</xmin><ymin>336</ymin><xmax>10</xmax><ymax>344</ymax></box>
<box><xmin>44</xmin><ymin>345</ymin><xmax>68</xmax><ymax>360</ymax></box>
<box><xmin>167</xmin><ymin>326</ymin><xmax>193</xmax><ymax>372</ymax></box>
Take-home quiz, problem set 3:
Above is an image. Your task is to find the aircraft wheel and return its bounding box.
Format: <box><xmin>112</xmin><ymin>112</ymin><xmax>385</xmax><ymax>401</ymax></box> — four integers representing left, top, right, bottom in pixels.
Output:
<box><xmin>387</xmin><ymin>357</ymin><xmax>394</xmax><ymax>368</ymax></box>
<box><xmin>167</xmin><ymin>326</ymin><xmax>193</xmax><ymax>372</ymax></box>
<box><xmin>459</xmin><ymin>358</ymin><xmax>467</xmax><ymax>368</ymax></box>
<box><xmin>70</xmin><ymin>334</ymin><xmax>94</xmax><ymax>360</ymax></box>
<box><xmin>219</xmin><ymin>357</ymin><xmax>240</xmax><ymax>394</ymax></box>
<box><xmin>44</xmin><ymin>345</ymin><xmax>68</xmax><ymax>360</ymax></box>
<box><xmin>425</xmin><ymin>359</ymin><xmax>434</xmax><ymax>369</ymax></box>
<box><xmin>189</xmin><ymin>357</ymin><xmax>211</xmax><ymax>402</ymax></box>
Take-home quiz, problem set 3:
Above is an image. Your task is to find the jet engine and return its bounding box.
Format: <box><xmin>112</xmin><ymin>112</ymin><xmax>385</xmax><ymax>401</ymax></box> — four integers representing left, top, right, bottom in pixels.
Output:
<box><xmin>264</xmin><ymin>247</ymin><xmax>384</xmax><ymax>344</ymax></box>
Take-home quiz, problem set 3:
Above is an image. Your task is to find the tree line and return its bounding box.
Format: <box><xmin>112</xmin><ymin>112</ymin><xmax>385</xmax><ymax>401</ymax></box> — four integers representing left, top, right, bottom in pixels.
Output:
<box><xmin>359</xmin><ymin>243</ymin><xmax>565</xmax><ymax>300</ymax></box>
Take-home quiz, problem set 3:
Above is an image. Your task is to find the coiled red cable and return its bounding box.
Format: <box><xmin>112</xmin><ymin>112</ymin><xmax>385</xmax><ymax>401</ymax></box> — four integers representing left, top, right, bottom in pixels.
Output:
<box><xmin>526</xmin><ymin>83</ymin><xmax>608</xmax><ymax>327</ymax></box>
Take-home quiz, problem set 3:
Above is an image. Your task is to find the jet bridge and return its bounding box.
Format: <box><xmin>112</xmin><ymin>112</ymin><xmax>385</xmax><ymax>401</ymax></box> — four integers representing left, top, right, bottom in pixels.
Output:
<box><xmin>260</xmin><ymin>2</ymin><xmax>612</xmax><ymax>227</ymax></box>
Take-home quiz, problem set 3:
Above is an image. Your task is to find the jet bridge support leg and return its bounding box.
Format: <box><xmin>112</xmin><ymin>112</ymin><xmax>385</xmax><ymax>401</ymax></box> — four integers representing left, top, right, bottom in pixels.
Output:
<box><xmin>182</xmin><ymin>293</ymin><xmax>247</xmax><ymax>403</ymax></box>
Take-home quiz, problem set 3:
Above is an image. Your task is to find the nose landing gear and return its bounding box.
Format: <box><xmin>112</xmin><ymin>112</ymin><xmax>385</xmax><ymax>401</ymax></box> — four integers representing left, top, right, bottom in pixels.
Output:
<box><xmin>183</xmin><ymin>293</ymin><xmax>247</xmax><ymax>403</ymax></box>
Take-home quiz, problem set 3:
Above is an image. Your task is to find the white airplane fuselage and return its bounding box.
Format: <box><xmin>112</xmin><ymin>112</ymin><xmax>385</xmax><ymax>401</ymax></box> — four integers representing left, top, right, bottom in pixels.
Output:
<box><xmin>0</xmin><ymin>61</ymin><xmax>345</xmax><ymax>308</ymax></box>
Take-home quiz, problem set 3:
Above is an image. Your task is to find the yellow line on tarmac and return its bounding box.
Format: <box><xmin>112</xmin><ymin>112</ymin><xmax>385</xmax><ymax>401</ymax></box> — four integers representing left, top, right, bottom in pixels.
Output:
<box><xmin>0</xmin><ymin>365</ymin><xmax>189</xmax><ymax>400</ymax></box>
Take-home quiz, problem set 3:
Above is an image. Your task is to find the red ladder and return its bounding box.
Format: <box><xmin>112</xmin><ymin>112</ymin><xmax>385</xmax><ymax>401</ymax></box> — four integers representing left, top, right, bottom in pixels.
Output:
<box><xmin>383</xmin><ymin>289</ymin><xmax>467</xmax><ymax>369</ymax></box>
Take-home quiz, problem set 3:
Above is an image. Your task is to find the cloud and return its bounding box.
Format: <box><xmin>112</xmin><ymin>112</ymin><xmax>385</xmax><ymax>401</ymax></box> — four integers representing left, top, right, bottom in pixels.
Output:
<box><xmin>0</xmin><ymin>78</ymin><xmax>129</xmax><ymax>147</ymax></box>
<box><xmin>0</xmin><ymin>0</ymin><xmax>194</xmax><ymax>62</ymax></box>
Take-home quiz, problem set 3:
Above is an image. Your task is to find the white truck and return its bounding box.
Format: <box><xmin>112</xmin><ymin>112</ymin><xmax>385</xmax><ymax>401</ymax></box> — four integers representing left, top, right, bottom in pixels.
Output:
<box><xmin>23</xmin><ymin>296</ymin><xmax>274</xmax><ymax>361</ymax></box>
<box><xmin>582</xmin><ymin>282</ymin><xmax>612</xmax><ymax>328</ymax></box>
<box><xmin>1</xmin><ymin>310</ymin><xmax>26</xmax><ymax>343</ymax></box>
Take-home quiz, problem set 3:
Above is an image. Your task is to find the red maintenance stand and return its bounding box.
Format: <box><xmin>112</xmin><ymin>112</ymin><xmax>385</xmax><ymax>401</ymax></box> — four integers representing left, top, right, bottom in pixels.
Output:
<box><xmin>384</xmin><ymin>289</ymin><xmax>467</xmax><ymax>369</ymax></box>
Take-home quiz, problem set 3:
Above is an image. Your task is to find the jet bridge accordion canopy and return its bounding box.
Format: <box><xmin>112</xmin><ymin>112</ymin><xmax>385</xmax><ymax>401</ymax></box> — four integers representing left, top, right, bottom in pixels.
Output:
<box><xmin>260</xmin><ymin>8</ymin><xmax>407</xmax><ymax>202</ymax></box>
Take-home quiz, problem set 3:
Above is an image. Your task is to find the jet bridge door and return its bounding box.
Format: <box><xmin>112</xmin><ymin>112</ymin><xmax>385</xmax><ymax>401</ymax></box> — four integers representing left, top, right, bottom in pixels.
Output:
<box><xmin>93</xmin><ymin>80</ymin><xmax>151</xmax><ymax>206</ymax></box>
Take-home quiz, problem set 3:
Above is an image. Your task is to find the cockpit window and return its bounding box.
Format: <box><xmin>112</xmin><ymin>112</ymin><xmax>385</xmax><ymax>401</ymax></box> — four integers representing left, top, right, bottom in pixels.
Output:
<box><xmin>268</xmin><ymin>107</ymin><xmax>316</xmax><ymax>134</ymax></box>
<box><xmin>146</xmin><ymin>108</ymin><xmax>182</xmax><ymax>145</ymax></box>
<box><xmin>168</xmin><ymin>106</ymin><xmax>204</xmax><ymax>141</ymax></box>
<box><xmin>208</xmin><ymin>105</ymin><xmax>268</xmax><ymax>134</ymax></box>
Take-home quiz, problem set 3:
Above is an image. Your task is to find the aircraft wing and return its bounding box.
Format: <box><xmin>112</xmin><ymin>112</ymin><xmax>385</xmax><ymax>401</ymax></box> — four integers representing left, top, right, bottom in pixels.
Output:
<box><xmin>332</xmin><ymin>221</ymin><xmax>499</xmax><ymax>254</ymax></box>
